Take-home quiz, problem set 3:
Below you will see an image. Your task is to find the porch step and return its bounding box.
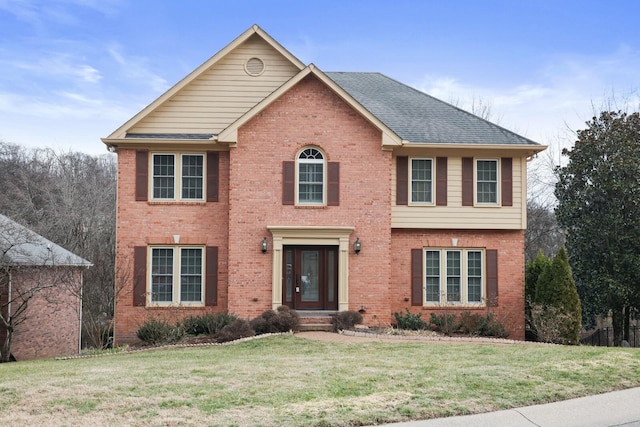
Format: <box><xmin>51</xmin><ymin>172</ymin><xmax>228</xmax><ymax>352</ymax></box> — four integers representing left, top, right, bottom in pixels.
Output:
<box><xmin>297</xmin><ymin>310</ymin><xmax>336</xmax><ymax>332</ymax></box>
<box><xmin>297</xmin><ymin>310</ymin><xmax>338</xmax><ymax>318</ymax></box>
<box><xmin>298</xmin><ymin>323</ymin><xmax>335</xmax><ymax>332</ymax></box>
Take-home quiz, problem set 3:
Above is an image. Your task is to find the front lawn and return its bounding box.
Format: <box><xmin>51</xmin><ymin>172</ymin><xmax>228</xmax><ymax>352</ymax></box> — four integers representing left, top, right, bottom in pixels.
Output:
<box><xmin>1</xmin><ymin>335</ymin><xmax>639</xmax><ymax>426</ymax></box>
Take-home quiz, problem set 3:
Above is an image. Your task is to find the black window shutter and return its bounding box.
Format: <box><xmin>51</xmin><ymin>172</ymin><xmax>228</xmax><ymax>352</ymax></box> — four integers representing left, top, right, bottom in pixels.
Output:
<box><xmin>486</xmin><ymin>249</ymin><xmax>498</xmax><ymax>307</ymax></box>
<box><xmin>205</xmin><ymin>246</ymin><xmax>218</xmax><ymax>306</ymax></box>
<box><xmin>411</xmin><ymin>249</ymin><xmax>423</xmax><ymax>306</ymax></box>
<box><xmin>133</xmin><ymin>246</ymin><xmax>147</xmax><ymax>306</ymax></box>
<box><xmin>135</xmin><ymin>151</ymin><xmax>148</xmax><ymax>201</ymax></box>
<box><xmin>327</xmin><ymin>162</ymin><xmax>340</xmax><ymax>206</ymax></box>
<box><xmin>462</xmin><ymin>157</ymin><xmax>474</xmax><ymax>206</ymax></box>
<box><xmin>501</xmin><ymin>158</ymin><xmax>513</xmax><ymax>207</ymax></box>
<box><xmin>397</xmin><ymin>156</ymin><xmax>408</xmax><ymax>205</ymax></box>
<box><xmin>436</xmin><ymin>157</ymin><xmax>448</xmax><ymax>206</ymax></box>
<box><xmin>207</xmin><ymin>152</ymin><xmax>219</xmax><ymax>202</ymax></box>
<box><xmin>282</xmin><ymin>161</ymin><xmax>295</xmax><ymax>205</ymax></box>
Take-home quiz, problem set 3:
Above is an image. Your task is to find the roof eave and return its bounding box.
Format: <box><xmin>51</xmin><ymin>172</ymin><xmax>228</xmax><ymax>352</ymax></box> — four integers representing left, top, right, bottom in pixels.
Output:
<box><xmin>101</xmin><ymin>137</ymin><xmax>232</xmax><ymax>152</ymax></box>
<box><xmin>400</xmin><ymin>141</ymin><xmax>548</xmax><ymax>156</ymax></box>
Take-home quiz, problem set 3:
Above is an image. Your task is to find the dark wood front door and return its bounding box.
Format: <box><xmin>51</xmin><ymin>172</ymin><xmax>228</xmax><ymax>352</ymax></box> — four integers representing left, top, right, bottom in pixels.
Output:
<box><xmin>282</xmin><ymin>246</ymin><xmax>338</xmax><ymax>310</ymax></box>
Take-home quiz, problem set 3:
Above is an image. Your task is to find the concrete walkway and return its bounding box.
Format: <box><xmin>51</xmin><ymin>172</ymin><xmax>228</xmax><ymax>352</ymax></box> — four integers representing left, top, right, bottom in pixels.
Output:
<box><xmin>377</xmin><ymin>387</ymin><xmax>640</xmax><ymax>427</ymax></box>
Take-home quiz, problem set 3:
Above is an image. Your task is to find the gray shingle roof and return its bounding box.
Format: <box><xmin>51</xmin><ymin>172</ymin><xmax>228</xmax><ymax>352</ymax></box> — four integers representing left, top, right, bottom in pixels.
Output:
<box><xmin>326</xmin><ymin>72</ymin><xmax>540</xmax><ymax>146</ymax></box>
<box><xmin>0</xmin><ymin>215</ymin><xmax>92</xmax><ymax>267</ymax></box>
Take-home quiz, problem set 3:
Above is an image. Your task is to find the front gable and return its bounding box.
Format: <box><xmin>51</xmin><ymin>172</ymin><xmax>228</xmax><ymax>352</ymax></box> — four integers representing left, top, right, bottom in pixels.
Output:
<box><xmin>103</xmin><ymin>25</ymin><xmax>304</xmax><ymax>145</ymax></box>
<box><xmin>217</xmin><ymin>65</ymin><xmax>402</xmax><ymax>149</ymax></box>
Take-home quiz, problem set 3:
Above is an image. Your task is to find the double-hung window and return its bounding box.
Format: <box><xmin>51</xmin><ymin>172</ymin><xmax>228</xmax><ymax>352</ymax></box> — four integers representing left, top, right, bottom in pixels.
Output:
<box><xmin>476</xmin><ymin>159</ymin><xmax>498</xmax><ymax>204</ymax></box>
<box><xmin>297</xmin><ymin>147</ymin><xmax>325</xmax><ymax>205</ymax></box>
<box><xmin>152</xmin><ymin>153</ymin><xmax>204</xmax><ymax>201</ymax></box>
<box><xmin>424</xmin><ymin>249</ymin><xmax>484</xmax><ymax>305</ymax></box>
<box><xmin>410</xmin><ymin>158</ymin><xmax>433</xmax><ymax>204</ymax></box>
<box><xmin>150</xmin><ymin>247</ymin><xmax>204</xmax><ymax>304</ymax></box>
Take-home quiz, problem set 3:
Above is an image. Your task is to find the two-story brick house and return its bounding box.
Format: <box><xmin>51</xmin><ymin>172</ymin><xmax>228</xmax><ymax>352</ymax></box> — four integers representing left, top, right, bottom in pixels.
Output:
<box><xmin>103</xmin><ymin>25</ymin><xmax>545</xmax><ymax>344</ymax></box>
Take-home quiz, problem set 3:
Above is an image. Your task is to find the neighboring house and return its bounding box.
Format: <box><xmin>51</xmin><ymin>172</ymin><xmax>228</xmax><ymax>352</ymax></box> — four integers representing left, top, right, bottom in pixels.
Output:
<box><xmin>103</xmin><ymin>25</ymin><xmax>546</xmax><ymax>344</ymax></box>
<box><xmin>0</xmin><ymin>214</ymin><xmax>92</xmax><ymax>361</ymax></box>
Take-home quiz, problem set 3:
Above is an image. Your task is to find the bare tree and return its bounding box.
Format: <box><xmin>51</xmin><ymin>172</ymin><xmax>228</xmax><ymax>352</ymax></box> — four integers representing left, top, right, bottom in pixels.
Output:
<box><xmin>0</xmin><ymin>142</ymin><xmax>116</xmax><ymax>350</ymax></box>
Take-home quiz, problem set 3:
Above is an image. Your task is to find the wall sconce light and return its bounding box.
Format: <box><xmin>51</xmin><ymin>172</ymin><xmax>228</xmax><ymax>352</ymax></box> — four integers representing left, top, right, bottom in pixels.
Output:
<box><xmin>353</xmin><ymin>237</ymin><xmax>361</xmax><ymax>255</ymax></box>
<box><xmin>261</xmin><ymin>237</ymin><xmax>268</xmax><ymax>254</ymax></box>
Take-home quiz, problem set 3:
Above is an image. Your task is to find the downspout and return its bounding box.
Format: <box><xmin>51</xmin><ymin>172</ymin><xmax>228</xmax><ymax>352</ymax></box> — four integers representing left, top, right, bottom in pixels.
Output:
<box><xmin>78</xmin><ymin>269</ymin><xmax>84</xmax><ymax>354</ymax></box>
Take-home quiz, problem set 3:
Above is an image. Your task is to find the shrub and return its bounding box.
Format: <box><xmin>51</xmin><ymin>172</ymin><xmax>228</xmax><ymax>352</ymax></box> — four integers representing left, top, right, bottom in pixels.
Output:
<box><xmin>181</xmin><ymin>313</ymin><xmax>238</xmax><ymax>336</ymax></box>
<box><xmin>530</xmin><ymin>304</ymin><xmax>578</xmax><ymax>344</ymax></box>
<box><xmin>394</xmin><ymin>308</ymin><xmax>428</xmax><ymax>330</ymax></box>
<box><xmin>136</xmin><ymin>318</ymin><xmax>183</xmax><ymax>345</ymax></box>
<box><xmin>448</xmin><ymin>311</ymin><xmax>510</xmax><ymax>338</ymax></box>
<box><xmin>274</xmin><ymin>305</ymin><xmax>300</xmax><ymax>332</ymax></box>
<box><xmin>250</xmin><ymin>306</ymin><xmax>300</xmax><ymax>335</ymax></box>
<box><xmin>479</xmin><ymin>313</ymin><xmax>509</xmax><ymax>338</ymax></box>
<box><xmin>459</xmin><ymin>311</ymin><xmax>485</xmax><ymax>335</ymax></box>
<box><xmin>181</xmin><ymin>316</ymin><xmax>207</xmax><ymax>336</ymax></box>
<box><xmin>534</xmin><ymin>248</ymin><xmax>582</xmax><ymax>344</ymax></box>
<box><xmin>215</xmin><ymin>319</ymin><xmax>255</xmax><ymax>343</ymax></box>
<box><xmin>525</xmin><ymin>251</ymin><xmax>553</xmax><ymax>340</ymax></box>
<box><xmin>429</xmin><ymin>313</ymin><xmax>461</xmax><ymax>336</ymax></box>
<box><xmin>202</xmin><ymin>313</ymin><xmax>237</xmax><ymax>335</ymax></box>
<box><xmin>332</xmin><ymin>310</ymin><xmax>363</xmax><ymax>332</ymax></box>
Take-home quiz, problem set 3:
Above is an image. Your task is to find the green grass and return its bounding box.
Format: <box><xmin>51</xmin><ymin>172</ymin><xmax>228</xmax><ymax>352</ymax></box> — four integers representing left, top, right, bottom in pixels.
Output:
<box><xmin>1</xmin><ymin>335</ymin><xmax>640</xmax><ymax>426</ymax></box>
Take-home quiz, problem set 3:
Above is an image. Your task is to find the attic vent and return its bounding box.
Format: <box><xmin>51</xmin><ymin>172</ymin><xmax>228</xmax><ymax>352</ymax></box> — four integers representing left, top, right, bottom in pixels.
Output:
<box><xmin>244</xmin><ymin>57</ymin><xmax>265</xmax><ymax>76</ymax></box>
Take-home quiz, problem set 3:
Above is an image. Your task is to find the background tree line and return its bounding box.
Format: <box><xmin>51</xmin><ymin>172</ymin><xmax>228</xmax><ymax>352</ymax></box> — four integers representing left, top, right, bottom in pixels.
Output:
<box><xmin>0</xmin><ymin>142</ymin><xmax>116</xmax><ymax>349</ymax></box>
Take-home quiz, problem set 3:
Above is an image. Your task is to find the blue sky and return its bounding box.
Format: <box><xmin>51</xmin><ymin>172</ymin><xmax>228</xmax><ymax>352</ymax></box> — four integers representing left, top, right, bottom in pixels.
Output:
<box><xmin>1</xmin><ymin>0</ymin><xmax>639</xmax><ymax>156</ymax></box>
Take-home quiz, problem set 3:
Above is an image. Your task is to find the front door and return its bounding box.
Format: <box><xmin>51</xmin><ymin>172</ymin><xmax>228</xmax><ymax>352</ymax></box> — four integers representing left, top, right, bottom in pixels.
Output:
<box><xmin>282</xmin><ymin>246</ymin><xmax>338</xmax><ymax>310</ymax></box>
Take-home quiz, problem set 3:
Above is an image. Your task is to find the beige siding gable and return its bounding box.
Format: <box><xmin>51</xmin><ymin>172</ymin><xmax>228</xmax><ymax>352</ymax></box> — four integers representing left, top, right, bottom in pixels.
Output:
<box><xmin>128</xmin><ymin>34</ymin><xmax>301</xmax><ymax>136</ymax></box>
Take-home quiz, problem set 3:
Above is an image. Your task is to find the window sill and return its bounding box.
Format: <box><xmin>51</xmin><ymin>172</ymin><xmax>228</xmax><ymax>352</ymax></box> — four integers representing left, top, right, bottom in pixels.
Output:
<box><xmin>422</xmin><ymin>304</ymin><xmax>486</xmax><ymax>309</ymax></box>
<box><xmin>294</xmin><ymin>204</ymin><xmax>326</xmax><ymax>209</ymax></box>
<box><xmin>147</xmin><ymin>201</ymin><xmax>207</xmax><ymax>206</ymax></box>
<box><xmin>473</xmin><ymin>203</ymin><xmax>502</xmax><ymax>208</ymax></box>
<box><xmin>145</xmin><ymin>303</ymin><xmax>206</xmax><ymax>309</ymax></box>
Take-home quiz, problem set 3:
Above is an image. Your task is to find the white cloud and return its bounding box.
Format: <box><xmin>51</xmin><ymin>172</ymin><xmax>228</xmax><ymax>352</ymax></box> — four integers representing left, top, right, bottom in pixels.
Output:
<box><xmin>2</xmin><ymin>54</ymin><xmax>102</xmax><ymax>84</ymax></box>
<box><xmin>414</xmin><ymin>47</ymin><xmax>640</xmax><ymax>151</ymax></box>
<box><xmin>107</xmin><ymin>44</ymin><xmax>169</xmax><ymax>93</ymax></box>
<box><xmin>0</xmin><ymin>0</ymin><xmax>122</xmax><ymax>26</ymax></box>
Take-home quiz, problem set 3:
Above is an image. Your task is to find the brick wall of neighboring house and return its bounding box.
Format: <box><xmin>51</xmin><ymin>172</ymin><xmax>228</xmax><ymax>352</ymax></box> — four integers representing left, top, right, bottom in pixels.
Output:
<box><xmin>228</xmin><ymin>74</ymin><xmax>393</xmax><ymax>322</ymax></box>
<box><xmin>8</xmin><ymin>268</ymin><xmax>81</xmax><ymax>361</ymax></box>
<box><xmin>113</xmin><ymin>150</ymin><xmax>231</xmax><ymax>345</ymax></box>
<box><xmin>391</xmin><ymin>229</ymin><xmax>526</xmax><ymax>340</ymax></box>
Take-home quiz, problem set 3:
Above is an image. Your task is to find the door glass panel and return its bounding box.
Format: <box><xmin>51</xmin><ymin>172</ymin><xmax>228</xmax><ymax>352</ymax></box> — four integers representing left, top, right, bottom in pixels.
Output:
<box><xmin>285</xmin><ymin>250</ymin><xmax>293</xmax><ymax>303</ymax></box>
<box><xmin>301</xmin><ymin>250</ymin><xmax>319</xmax><ymax>302</ymax></box>
<box><xmin>328</xmin><ymin>250</ymin><xmax>335</xmax><ymax>302</ymax></box>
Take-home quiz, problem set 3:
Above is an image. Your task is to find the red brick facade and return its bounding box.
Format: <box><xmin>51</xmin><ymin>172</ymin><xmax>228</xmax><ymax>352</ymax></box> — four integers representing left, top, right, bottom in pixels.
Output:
<box><xmin>391</xmin><ymin>229</ymin><xmax>526</xmax><ymax>340</ymax></box>
<box><xmin>114</xmin><ymin>150</ymin><xmax>231</xmax><ymax>343</ymax></box>
<box><xmin>113</xmin><ymin>75</ymin><xmax>528</xmax><ymax>344</ymax></box>
<box><xmin>228</xmin><ymin>75</ymin><xmax>392</xmax><ymax>320</ymax></box>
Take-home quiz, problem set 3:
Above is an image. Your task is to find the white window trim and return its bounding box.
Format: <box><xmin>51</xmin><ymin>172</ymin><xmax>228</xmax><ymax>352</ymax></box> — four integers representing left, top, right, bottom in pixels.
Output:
<box><xmin>148</xmin><ymin>246</ymin><xmax>205</xmax><ymax>306</ymax></box>
<box><xmin>295</xmin><ymin>147</ymin><xmax>326</xmax><ymax>206</ymax></box>
<box><xmin>474</xmin><ymin>158</ymin><xmax>500</xmax><ymax>206</ymax></box>
<box><xmin>409</xmin><ymin>157</ymin><xmax>435</xmax><ymax>205</ymax></box>
<box><xmin>150</xmin><ymin>152</ymin><xmax>206</xmax><ymax>202</ymax></box>
<box><xmin>423</xmin><ymin>248</ymin><xmax>485</xmax><ymax>306</ymax></box>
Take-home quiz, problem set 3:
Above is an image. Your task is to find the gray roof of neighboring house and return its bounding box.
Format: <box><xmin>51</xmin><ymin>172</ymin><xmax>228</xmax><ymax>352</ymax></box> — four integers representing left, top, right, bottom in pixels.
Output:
<box><xmin>326</xmin><ymin>72</ymin><xmax>540</xmax><ymax>146</ymax></box>
<box><xmin>0</xmin><ymin>214</ymin><xmax>92</xmax><ymax>267</ymax></box>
